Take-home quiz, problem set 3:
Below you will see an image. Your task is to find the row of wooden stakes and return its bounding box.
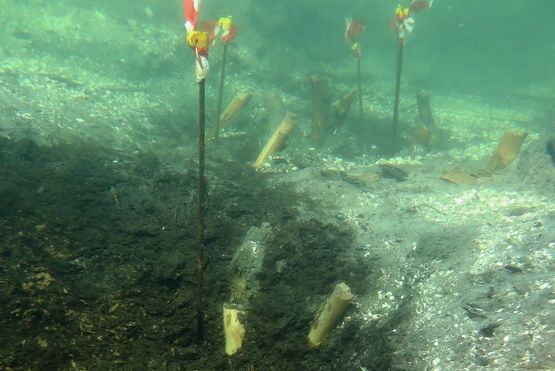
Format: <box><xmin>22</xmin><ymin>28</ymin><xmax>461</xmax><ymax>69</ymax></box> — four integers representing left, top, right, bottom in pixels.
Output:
<box><xmin>209</xmin><ymin>75</ymin><xmax>363</xmax><ymax>171</ymax></box>
<box><xmin>210</xmin><ymin>82</ymin><xmax>528</xmax><ymax>178</ymax></box>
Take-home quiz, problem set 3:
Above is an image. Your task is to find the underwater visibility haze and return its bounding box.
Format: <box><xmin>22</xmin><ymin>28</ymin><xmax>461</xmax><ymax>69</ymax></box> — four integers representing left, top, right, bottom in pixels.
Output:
<box><xmin>0</xmin><ymin>0</ymin><xmax>554</xmax><ymax>369</ymax></box>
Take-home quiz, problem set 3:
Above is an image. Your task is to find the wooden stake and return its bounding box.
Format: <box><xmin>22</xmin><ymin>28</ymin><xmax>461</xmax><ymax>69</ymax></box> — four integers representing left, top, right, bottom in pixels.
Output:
<box><xmin>416</xmin><ymin>89</ymin><xmax>436</xmax><ymax>129</ymax></box>
<box><xmin>485</xmin><ymin>131</ymin><xmax>528</xmax><ymax>173</ymax></box>
<box><xmin>392</xmin><ymin>40</ymin><xmax>404</xmax><ymax>153</ymax></box>
<box><xmin>254</xmin><ymin>112</ymin><xmax>295</xmax><ymax>170</ymax></box>
<box><xmin>214</xmin><ymin>44</ymin><xmax>228</xmax><ymax>141</ymax></box>
<box><xmin>357</xmin><ymin>58</ymin><xmax>363</xmax><ymax>122</ymax></box>
<box><xmin>309</xmin><ymin>76</ymin><xmax>330</xmax><ymax>147</ymax></box>
<box><xmin>196</xmin><ymin>78</ymin><xmax>206</xmax><ymax>344</ymax></box>
<box><xmin>223</xmin><ymin>305</ymin><xmax>246</xmax><ymax>356</ymax></box>
<box><xmin>207</xmin><ymin>93</ymin><xmax>252</xmax><ymax>139</ymax></box>
<box><xmin>308</xmin><ymin>282</ymin><xmax>354</xmax><ymax>348</ymax></box>
<box><xmin>333</xmin><ymin>89</ymin><xmax>357</xmax><ymax>128</ymax></box>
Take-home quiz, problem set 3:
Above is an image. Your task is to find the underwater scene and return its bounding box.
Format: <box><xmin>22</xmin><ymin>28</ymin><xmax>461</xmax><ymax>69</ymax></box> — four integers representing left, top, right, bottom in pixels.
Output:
<box><xmin>1</xmin><ymin>0</ymin><xmax>554</xmax><ymax>369</ymax></box>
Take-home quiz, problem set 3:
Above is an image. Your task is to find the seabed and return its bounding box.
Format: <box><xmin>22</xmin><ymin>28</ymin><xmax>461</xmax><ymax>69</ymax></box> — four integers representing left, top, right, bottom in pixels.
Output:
<box><xmin>1</xmin><ymin>2</ymin><xmax>554</xmax><ymax>370</ymax></box>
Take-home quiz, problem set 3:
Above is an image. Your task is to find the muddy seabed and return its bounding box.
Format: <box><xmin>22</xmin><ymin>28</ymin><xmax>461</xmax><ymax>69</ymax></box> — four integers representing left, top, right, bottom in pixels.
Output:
<box><xmin>0</xmin><ymin>133</ymin><xmax>383</xmax><ymax>369</ymax></box>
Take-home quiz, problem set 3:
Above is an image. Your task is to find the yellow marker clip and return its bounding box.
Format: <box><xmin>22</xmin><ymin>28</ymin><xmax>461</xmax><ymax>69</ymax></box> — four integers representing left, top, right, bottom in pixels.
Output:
<box><xmin>187</xmin><ymin>31</ymin><xmax>209</xmax><ymax>49</ymax></box>
<box><xmin>218</xmin><ymin>16</ymin><xmax>233</xmax><ymax>32</ymax></box>
<box><xmin>352</xmin><ymin>42</ymin><xmax>361</xmax><ymax>54</ymax></box>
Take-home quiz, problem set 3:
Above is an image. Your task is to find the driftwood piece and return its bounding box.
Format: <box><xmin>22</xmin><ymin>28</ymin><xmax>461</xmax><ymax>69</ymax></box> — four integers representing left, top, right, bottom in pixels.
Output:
<box><xmin>321</xmin><ymin>168</ymin><xmax>381</xmax><ymax>186</ymax></box>
<box><xmin>341</xmin><ymin>169</ymin><xmax>381</xmax><ymax>186</ymax></box>
<box><xmin>440</xmin><ymin>168</ymin><xmax>479</xmax><ymax>185</ymax></box>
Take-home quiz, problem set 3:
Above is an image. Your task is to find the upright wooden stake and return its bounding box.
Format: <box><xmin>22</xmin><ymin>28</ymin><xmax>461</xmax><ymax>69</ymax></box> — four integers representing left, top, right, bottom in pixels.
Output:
<box><xmin>196</xmin><ymin>78</ymin><xmax>206</xmax><ymax>344</ymax></box>
<box><xmin>416</xmin><ymin>89</ymin><xmax>436</xmax><ymax>129</ymax></box>
<box><xmin>214</xmin><ymin>44</ymin><xmax>228</xmax><ymax>141</ymax></box>
<box><xmin>356</xmin><ymin>58</ymin><xmax>363</xmax><ymax>122</ymax></box>
<box><xmin>309</xmin><ymin>76</ymin><xmax>331</xmax><ymax>147</ymax></box>
<box><xmin>392</xmin><ymin>40</ymin><xmax>404</xmax><ymax>153</ymax></box>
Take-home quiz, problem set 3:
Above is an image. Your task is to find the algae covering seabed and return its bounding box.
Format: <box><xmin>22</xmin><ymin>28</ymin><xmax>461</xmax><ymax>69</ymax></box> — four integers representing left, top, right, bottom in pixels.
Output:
<box><xmin>1</xmin><ymin>0</ymin><xmax>554</xmax><ymax>370</ymax></box>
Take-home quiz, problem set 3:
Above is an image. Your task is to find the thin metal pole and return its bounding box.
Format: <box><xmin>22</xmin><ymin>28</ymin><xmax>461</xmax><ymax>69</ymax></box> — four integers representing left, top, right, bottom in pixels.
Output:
<box><xmin>392</xmin><ymin>40</ymin><xmax>404</xmax><ymax>154</ymax></box>
<box><xmin>357</xmin><ymin>58</ymin><xmax>363</xmax><ymax>122</ymax></box>
<box><xmin>214</xmin><ymin>44</ymin><xmax>228</xmax><ymax>140</ymax></box>
<box><xmin>196</xmin><ymin>78</ymin><xmax>206</xmax><ymax>344</ymax></box>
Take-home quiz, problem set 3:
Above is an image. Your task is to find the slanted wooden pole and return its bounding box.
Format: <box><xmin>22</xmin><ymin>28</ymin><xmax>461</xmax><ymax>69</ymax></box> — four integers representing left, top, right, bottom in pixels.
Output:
<box><xmin>214</xmin><ymin>44</ymin><xmax>228</xmax><ymax>140</ymax></box>
<box><xmin>196</xmin><ymin>78</ymin><xmax>206</xmax><ymax>344</ymax></box>
<box><xmin>392</xmin><ymin>40</ymin><xmax>404</xmax><ymax>153</ymax></box>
